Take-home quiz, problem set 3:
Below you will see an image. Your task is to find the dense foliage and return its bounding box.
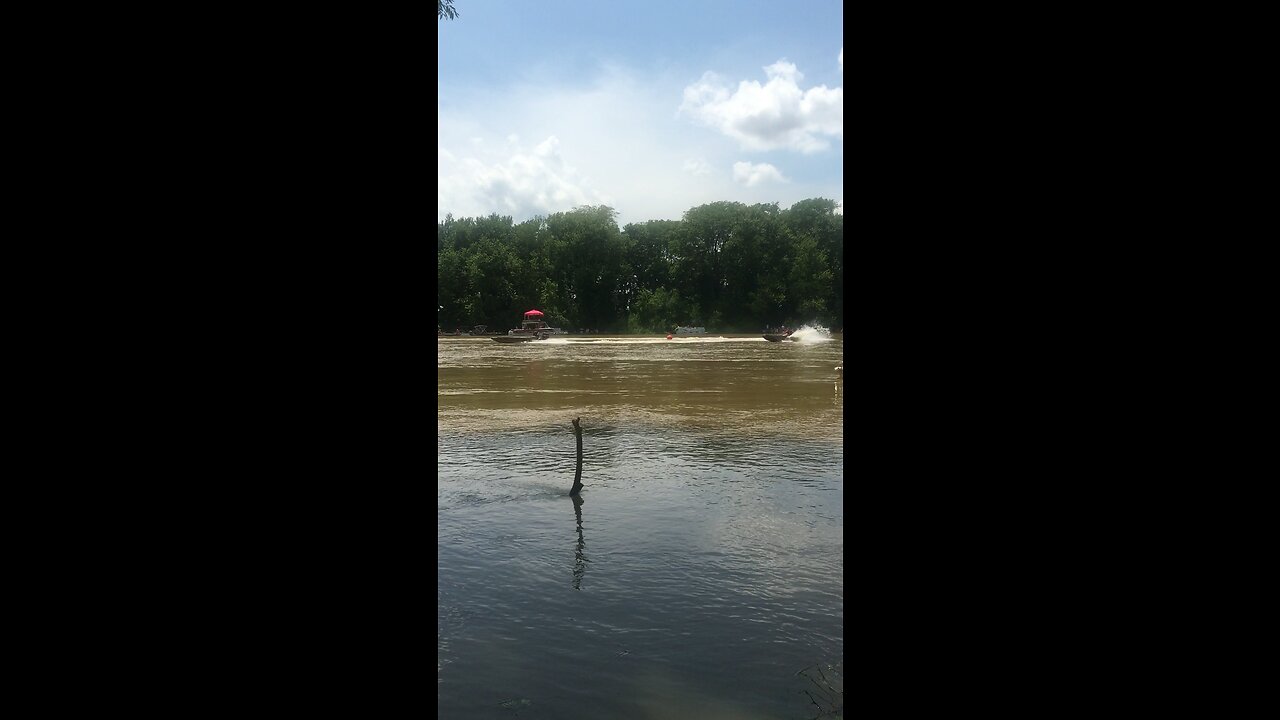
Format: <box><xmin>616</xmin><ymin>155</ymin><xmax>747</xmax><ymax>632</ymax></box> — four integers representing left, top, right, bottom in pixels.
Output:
<box><xmin>437</xmin><ymin>199</ymin><xmax>843</xmax><ymax>333</ymax></box>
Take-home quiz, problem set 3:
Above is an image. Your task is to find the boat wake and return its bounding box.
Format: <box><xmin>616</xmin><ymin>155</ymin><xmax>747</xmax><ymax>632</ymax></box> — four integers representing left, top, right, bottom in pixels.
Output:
<box><xmin>541</xmin><ymin>337</ymin><xmax>744</xmax><ymax>344</ymax></box>
<box><xmin>787</xmin><ymin>324</ymin><xmax>835</xmax><ymax>344</ymax></box>
<box><xmin>511</xmin><ymin>329</ymin><xmax>836</xmax><ymax>345</ymax></box>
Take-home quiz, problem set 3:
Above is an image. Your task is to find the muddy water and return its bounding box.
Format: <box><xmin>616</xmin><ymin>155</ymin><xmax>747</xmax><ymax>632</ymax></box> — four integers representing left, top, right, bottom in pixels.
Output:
<box><xmin>438</xmin><ymin>330</ymin><xmax>844</xmax><ymax>719</ymax></box>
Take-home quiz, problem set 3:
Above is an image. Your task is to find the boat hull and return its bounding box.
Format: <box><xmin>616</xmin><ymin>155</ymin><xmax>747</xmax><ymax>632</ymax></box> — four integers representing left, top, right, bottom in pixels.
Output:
<box><xmin>492</xmin><ymin>335</ymin><xmax>535</xmax><ymax>343</ymax></box>
<box><xmin>763</xmin><ymin>334</ymin><xmax>791</xmax><ymax>342</ymax></box>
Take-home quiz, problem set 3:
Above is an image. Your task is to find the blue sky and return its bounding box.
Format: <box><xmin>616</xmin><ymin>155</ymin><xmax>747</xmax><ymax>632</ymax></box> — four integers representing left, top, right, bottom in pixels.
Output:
<box><xmin>438</xmin><ymin>0</ymin><xmax>843</xmax><ymax>227</ymax></box>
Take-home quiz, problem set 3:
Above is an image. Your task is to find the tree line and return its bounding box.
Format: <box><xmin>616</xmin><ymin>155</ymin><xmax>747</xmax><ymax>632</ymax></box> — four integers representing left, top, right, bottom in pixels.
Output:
<box><xmin>437</xmin><ymin>198</ymin><xmax>843</xmax><ymax>334</ymax></box>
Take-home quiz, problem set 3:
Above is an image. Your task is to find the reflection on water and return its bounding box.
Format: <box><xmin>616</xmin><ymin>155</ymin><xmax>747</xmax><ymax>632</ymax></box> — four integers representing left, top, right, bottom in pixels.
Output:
<box><xmin>439</xmin><ymin>334</ymin><xmax>843</xmax><ymax>719</ymax></box>
<box><xmin>572</xmin><ymin>495</ymin><xmax>587</xmax><ymax>591</ymax></box>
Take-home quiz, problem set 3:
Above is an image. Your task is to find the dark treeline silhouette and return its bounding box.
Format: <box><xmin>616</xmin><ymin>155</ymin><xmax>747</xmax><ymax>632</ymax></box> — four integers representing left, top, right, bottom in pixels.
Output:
<box><xmin>437</xmin><ymin>198</ymin><xmax>843</xmax><ymax>333</ymax></box>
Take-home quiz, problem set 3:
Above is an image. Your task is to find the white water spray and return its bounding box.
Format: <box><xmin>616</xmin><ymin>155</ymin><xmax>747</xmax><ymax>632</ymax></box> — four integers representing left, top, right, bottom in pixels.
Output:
<box><xmin>787</xmin><ymin>324</ymin><xmax>834</xmax><ymax>344</ymax></box>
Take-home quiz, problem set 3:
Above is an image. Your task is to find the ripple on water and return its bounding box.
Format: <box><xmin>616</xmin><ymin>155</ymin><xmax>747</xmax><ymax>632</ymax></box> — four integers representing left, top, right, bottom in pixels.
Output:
<box><xmin>438</xmin><ymin>335</ymin><xmax>843</xmax><ymax>720</ymax></box>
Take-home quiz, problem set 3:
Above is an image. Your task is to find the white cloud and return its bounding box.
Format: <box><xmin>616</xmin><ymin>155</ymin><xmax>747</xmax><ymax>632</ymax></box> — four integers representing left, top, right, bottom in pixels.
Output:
<box><xmin>683</xmin><ymin>158</ymin><xmax>712</xmax><ymax>176</ymax></box>
<box><xmin>733</xmin><ymin>161</ymin><xmax>788</xmax><ymax>187</ymax></box>
<box><xmin>679</xmin><ymin>59</ymin><xmax>843</xmax><ymax>153</ymax></box>
<box><xmin>439</xmin><ymin>66</ymin><xmax>736</xmax><ymax>224</ymax></box>
<box><xmin>439</xmin><ymin>63</ymin><xmax>841</xmax><ymax>225</ymax></box>
<box><xmin>437</xmin><ymin>134</ymin><xmax>611</xmax><ymax>220</ymax></box>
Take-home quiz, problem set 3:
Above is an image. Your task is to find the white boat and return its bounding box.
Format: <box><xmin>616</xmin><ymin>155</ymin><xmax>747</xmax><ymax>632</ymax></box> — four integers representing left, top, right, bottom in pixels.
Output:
<box><xmin>674</xmin><ymin>326</ymin><xmax>706</xmax><ymax>336</ymax></box>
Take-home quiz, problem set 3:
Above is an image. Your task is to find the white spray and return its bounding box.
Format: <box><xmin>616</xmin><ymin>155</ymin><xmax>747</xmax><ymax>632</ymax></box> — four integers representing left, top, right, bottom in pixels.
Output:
<box><xmin>787</xmin><ymin>324</ymin><xmax>834</xmax><ymax>344</ymax></box>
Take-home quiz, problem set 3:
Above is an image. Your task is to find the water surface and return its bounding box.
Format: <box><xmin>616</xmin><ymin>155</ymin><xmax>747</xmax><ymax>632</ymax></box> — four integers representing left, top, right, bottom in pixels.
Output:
<box><xmin>439</xmin><ymin>330</ymin><xmax>843</xmax><ymax>719</ymax></box>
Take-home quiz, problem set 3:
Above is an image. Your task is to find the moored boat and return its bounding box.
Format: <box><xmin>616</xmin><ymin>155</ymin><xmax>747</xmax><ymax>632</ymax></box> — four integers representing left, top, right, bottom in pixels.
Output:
<box><xmin>492</xmin><ymin>309</ymin><xmax>564</xmax><ymax>343</ymax></box>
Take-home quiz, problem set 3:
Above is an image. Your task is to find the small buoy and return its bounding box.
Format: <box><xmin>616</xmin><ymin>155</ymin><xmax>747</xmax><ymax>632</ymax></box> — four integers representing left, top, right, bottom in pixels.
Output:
<box><xmin>666</xmin><ymin>334</ymin><xmax>673</xmax><ymax>340</ymax></box>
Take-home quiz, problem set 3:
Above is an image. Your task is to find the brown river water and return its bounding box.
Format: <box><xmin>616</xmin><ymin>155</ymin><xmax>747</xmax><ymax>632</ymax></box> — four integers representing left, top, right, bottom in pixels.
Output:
<box><xmin>438</xmin><ymin>328</ymin><xmax>844</xmax><ymax>719</ymax></box>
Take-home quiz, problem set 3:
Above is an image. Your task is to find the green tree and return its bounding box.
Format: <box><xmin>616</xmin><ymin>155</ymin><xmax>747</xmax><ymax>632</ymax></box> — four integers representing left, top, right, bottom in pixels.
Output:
<box><xmin>438</xmin><ymin>0</ymin><xmax>458</xmax><ymax>20</ymax></box>
<box><xmin>543</xmin><ymin>205</ymin><xmax>625</xmax><ymax>330</ymax></box>
<box><xmin>786</xmin><ymin>235</ymin><xmax>833</xmax><ymax>322</ymax></box>
<box><xmin>671</xmin><ymin>201</ymin><xmax>745</xmax><ymax>326</ymax></box>
<box><xmin>620</xmin><ymin>219</ymin><xmax>678</xmax><ymax>305</ymax></box>
<box><xmin>719</xmin><ymin>203</ymin><xmax>787</xmax><ymax>330</ymax></box>
<box><xmin>437</xmin><ymin>196</ymin><xmax>843</xmax><ymax>334</ymax></box>
<box><xmin>464</xmin><ymin>238</ymin><xmax>521</xmax><ymax>327</ymax></box>
<box><xmin>784</xmin><ymin>198</ymin><xmax>843</xmax><ymax>329</ymax></box>
<box><xmin>627</xmin><ymin>287</ymin><xmax>686</xmax><ymax>333</ymax></box>
<box><xmin>438</xmin><ymin>248</ymin><xmax>468</xmax><ymax>330</ymax></box>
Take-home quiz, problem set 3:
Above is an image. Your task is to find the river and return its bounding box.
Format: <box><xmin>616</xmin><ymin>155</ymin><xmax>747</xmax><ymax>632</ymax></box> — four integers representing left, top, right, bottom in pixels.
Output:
<box><xmin>438</xmin><ymin>328</ymin><xmax>844</xmax><ymax>719</ymax></box>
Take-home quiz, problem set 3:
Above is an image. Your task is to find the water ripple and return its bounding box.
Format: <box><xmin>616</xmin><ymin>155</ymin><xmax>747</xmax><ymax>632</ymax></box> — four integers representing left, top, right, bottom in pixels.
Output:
<box><xmin>439</xmin><ymin>335</ymin><xmax>843</xmax><ymax>719</ymax></box>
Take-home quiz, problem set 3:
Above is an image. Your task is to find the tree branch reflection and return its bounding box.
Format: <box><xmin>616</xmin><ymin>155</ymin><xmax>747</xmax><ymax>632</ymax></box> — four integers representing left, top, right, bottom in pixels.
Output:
<box><xmin>572</xmin><ymin>494</ymin><xmax>587</xmax><ymax>590</ymax></box>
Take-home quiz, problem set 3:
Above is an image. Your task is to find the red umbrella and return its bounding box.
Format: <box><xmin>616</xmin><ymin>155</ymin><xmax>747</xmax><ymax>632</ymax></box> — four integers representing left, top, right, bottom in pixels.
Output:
<box><xmin>524</xmin><ymin>309</ymin><xmax>544</xmax><ymax>316</ymax></box>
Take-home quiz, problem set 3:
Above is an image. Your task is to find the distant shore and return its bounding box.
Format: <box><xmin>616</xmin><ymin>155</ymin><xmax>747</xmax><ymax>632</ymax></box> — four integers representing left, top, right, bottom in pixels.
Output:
<box><xmin>436</xmin><ymin>332</ymin><xmax>844</xmax><ymax>338</ymax></box>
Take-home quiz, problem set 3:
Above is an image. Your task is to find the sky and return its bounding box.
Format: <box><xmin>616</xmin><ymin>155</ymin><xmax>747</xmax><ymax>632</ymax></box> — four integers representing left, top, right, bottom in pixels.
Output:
<box><xmin>438</xmin><ymin>0</ymin><xmax>843</xmax><ymax>227</ymax></box>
